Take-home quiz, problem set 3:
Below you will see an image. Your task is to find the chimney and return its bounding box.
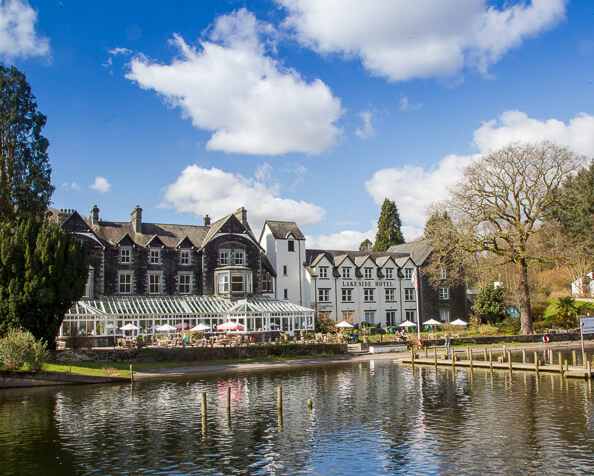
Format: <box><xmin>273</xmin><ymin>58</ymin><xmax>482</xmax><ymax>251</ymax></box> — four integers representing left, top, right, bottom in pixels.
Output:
<box><xmin>90</xmin><ymin>205</ymin><xmax>99</xmax><ymax>227</ymax></box>
<box><xmin>204</xmin><ymin>214</ymin><xmax>211</xmax><ymax>226</ymax></box>
<box><xmin>131</xmin><ymin>205</ymin><xmax>142</xmax><ymax>234</ymax></box>
<box><xmin>235</xmin><ymin>207</ymin><xmax>247</xmax><ymax>227</ymax></box>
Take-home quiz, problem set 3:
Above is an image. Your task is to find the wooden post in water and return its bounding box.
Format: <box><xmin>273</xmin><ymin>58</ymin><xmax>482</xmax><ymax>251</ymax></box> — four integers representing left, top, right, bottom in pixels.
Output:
<box><xmin>522</xmin><ymin>350</ymin><xmax>526</xmax><ymax>364</ymax></box>
<box><xmin>307</xmin><ymin>399</ymin><xmax>313</xmax><ymax>410</ymax></box>
<box><xmin>277</xmin><ymin>386</ymin><xmax>283</xmax><ymax>411</ymax></box>
<box><xmin>483</xmin><ymin>348</ymin><xmax>487</xmax><ymax>361</ymax></box>
<box><xmin>548</xmin><ymin>349</ymin><xmax>553</xmax><ymax>364</ymax></box>
<box><xmin>469</xmin><ymin>349</ymin><xmax>473</xmax><ymax>369</ymax></box>
<box><xmin>227</xmin><ymin>387</ymin><xmax>231</xmax><ymax>411</ymax></box>
<box><xmin>466</xmin><ymin>348</ymin><xmax>470</xmax><ymax>361</ymax></box>
<box><xmin>201</xmin><ymin>392</ymin><xmax>207</xmax><ymax>417</ymax></box>
<box><xmin>534</xmin><ymin>352</ymin><xmax>539</xmax><ymax>373</ymax></box>
<box><xmin>587</xmin><ymin>360</ymin><xmax>591</xmax><ymax>380</ymax></box>
<box><xmin>572</xmin><ymin>350</ymin><xmax>577</xmax><ymax>367</ymax></box>
<box><xmin>130</xmin><ymin>365</ymin><xmax>134</xmax><ymax>383</ymax></box>
<box><xmin>425</xmin><ymin>346</ymin><xmax>428</xmax><ymax>358</ymax></box>
<box><xmin>489</xmin><ymin>350</ymin><xmax>493</xmax><ymax>371</ymax></box>
<box><xmin>434</xmin><ymin>348</ymin><xmax>438</xmax><ymax>368</ymax></box>
<box><xmin>559</xmin><ymin>357</ymin><xmax>564</xmax><ymax>377</ymax></box>
<box><xmin>508</xmin><ymin>351</ymin><xmax>513</xmax><ymax>372</ymax></box>
<box><xmin>564</xmin><ymin>361</ymin><xmax>568</xmax><ymax>373</ymax></box>
<box><xmin>558</xmin><ymin>352</ymin><xmax>563</xmax><ymax>367</ymax></box>
<box><xmin>452</xmin><ymin>350</ymin><xmax>455</xmax><ymax>370</ymax></box>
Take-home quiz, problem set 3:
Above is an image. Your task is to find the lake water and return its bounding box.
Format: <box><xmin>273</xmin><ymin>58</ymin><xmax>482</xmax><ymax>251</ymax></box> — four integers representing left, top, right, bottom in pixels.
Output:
<box><xmin>1</xmin><ymin>348</ymin><xmax>593</xmax><ymax>475</ymax></box>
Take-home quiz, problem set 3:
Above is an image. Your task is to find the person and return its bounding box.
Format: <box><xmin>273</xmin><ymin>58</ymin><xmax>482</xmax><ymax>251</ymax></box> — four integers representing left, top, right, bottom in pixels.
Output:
<box><xmin>444</xmin><ymin>334</ymin><xmax>450</xmax><ymax>356</ymax></box>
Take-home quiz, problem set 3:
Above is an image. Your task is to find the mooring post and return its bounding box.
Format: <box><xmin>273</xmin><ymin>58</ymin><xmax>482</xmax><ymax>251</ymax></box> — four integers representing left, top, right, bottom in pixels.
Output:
<box><xmin>548</xmin><ymin>349</ymin><xmax>553</xmax><ymax>364</ymax></box>
<box><xmin>452</xmin><ymin>349</ymin><xmax>455</xmax><ymax>370</ymax></box>
<box><xmin>572</xmin><ymin>350</ymin><xmax>577</xmax><ymax>367</ymax></box>
<box><xmin>558</xmin><ymin>351</ymin><xmax>563</xmax><ymax>367</ymax></box>
<box><xmin>522</xmin><ymin>350</ymin><xmax>526</xmax><ymax>364</ymax></box>
<box><xmin>587</xmin><ymin>360</ymin><xmax>591</xmax><ymax>380</ymax></box>
<box><xmin>466</xmin><ymin>348</ymin><xmax>470</xmax><ymax>361</ymax></box>
<box><xmin>483</xmin><ymin>348</ymin><xmax>487</xmax><ymax>361</ymax></box>
<box><xmin>469</xmin><ymin>349</ymin><xmax>473</xmax><ymax>369</ymax></box>
<box><xmin>227</xmin><ymin>387</ymin><xmax>231</xmax><ymax>411</ymax></box>
<box><xmin>130</xmin><ymin>365</ymin><xmax>134</xmax><ymax>383</ymax></box>
<box><xmin>411</xmin><ymin>348</ymin><xmax>415</xmax><ymax>365</ymax></box>
<box><xmin>535</xmin><ymin>352</ymin><xmax>539</xmax><ymax>373</ymax></box>
<box><xmin>584</xmin><ymin>353</ymin><xmax>589</xmax><ymax>370</ymax></box>
<box><xmin>434</xmin><ymin>349</ymin><xmax>438</xmax><ymax>368</ymax></box>
<box><xmin>564</xmin><ymin>360</ymin><xmax>568</xmax><ymax>373</ymax></box>
<box><xmin>277</xmin><ymin>385</ymin><xmax>283</xmax><ymax>411</ymax></box>
<box><xmin>201</xmin><ymin>392</ymin><xmax>207</xmax><ymax>417</ymax></box>
<box><xmin>508</xmin><ymin>351</ymin><xmax>513</xmax><ymax>372</ymax></box>
<box><xmin>307</xmin><ymin>399</ymin><xmax>313</xmax><ymax>410</ymax></box>
<box><xmin>489</xmin><ymin>350</ymin><xmax>493</xmax><ymax>371</ymax></box>
<box><xmin>559</xmin><ymin>358</ymin><xmax>564</xmax><ymax>377</ymax></box>
<box><xmin>425</xmin><ymin>347</ymin><xmax>428</xmax><ymax>358</ymax></box>
<box><xmin>434</xmin><ymin>346</ymin><xmax>437</xmax><ymax>361</ymax></box>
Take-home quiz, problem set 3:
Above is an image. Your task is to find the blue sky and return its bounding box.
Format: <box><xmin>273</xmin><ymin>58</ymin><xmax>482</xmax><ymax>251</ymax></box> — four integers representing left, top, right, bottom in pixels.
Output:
<box><xmin>2</xmin><ymin>0</ymin><xmax>593</xmax><ymax>248</ymax></box>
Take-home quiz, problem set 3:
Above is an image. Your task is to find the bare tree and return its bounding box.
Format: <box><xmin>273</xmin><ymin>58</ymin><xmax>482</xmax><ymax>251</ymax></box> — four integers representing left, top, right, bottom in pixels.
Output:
<box><xmin>438</xmin><ymin>142</ymin><xmax>583</xmax><ymax>334</ymax></box>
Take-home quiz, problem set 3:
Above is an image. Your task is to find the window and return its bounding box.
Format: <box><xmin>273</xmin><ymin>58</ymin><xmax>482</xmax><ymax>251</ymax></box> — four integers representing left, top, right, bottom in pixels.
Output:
<box><xmin>148</xmin><ymin>273</ymin><xmax>161</xmax><ymax>294</ymax></box>
<box><xmin>364</xmin><ymin>311</ymin><xmax>375</xmax><ymax>325</ymax></box>
<box><xmin>262</xmin><ymin>272</ymin><xmax>273</xmax><ymax>293</ymax></box>
<box><xmin>179</xmin><ymin>249</ymin><xmax>191</xmax><ymax>265</ymax></box>
<box><xmin>219</xmin><ymin>250</ymin><xmax>230</xmax><ymax>266</ymax></box>
<box><xmin>118</xmin><ymin>271</ymin><xmax>132</xmax><ymax>294</ymax></box>
<box><xmin>405</xmin><ymin>268</ymin><xmax>413</xmax><ymax>280</ymax></box>
<box><xmin>233</xmin><ymin>250</ymin><xmax>245</xmax><ymax>266</ymax></box>
<box><xmin>384</xmin><ymin>268</ymin><xmax>393</xmax><ymax>280</ymax></box>
<box><xmin>283</xmin><ymin>288</ymin><xmax>288</xmax><ymax>299</ymax></box>
<box><xmin>231</xmin><ymin>273</ymin><xmax>245</xmax><ymax>293</ymax></box>
<box><xmin>386</xmin><ymin>311</ymin><xmax>396</xmax><ymax>326</ymax></box>
<box><xmin>318</xmin><ymin>288</ymin><xmax>330</xmax><ymax>303</ymax></box>
<box><xmin>341</xmin><ymin>288</ymin><xmax>353</xmax><ymax>302</ymax></box>
<box><xmin>364</xmin><ymin>288</ymin><xmax>374</xmax><ymax>302</ymax></box>
<box><xmin>288</xmin><ymin>240</ymin><xmax>295</xmax><ymax>252</ymax></box>
<box><xmin>364</xmin><ymin>267</ymin><xmax>373</xmax><ymax>279</ymax></box>
<box><xmin>342</xmin><ymin>267</ymin><xmax>351</xmax><ymax>279</ymax></box>
<box><xmin>283</xmin><ymin>265</ymin><xmax>288</xmax><ymax>276</ymax></box>
<box><xmin>439</xmin><ymin>309</ymin><xmax>450</xmax><ymax>322</ymax></box>
<box><xmin>439</xmin><ymin>287</ymin><xmax>450</xmax><ymax>300</ymax></box>
<box><xmin>342</xmin><ymin>310</ymin><xmax>355</xmax><ymax>323</ymax></box>
<box><xmin>178</xmin><ymin>273</ymin><xmax>192</xmax><ymax>294</ymax></box>
<box><xmin>217</xmin><ymin>273</ymin><xmax>229</xmax><ymax>294</ymax></box>
<box><xmin>385</xmin><ymin>288</ymin><xmax>396</xmax><ymax>302</ymax></box>
<box><xmin>405</xmin><ymin>310</ymin><xmax>416</xmax><ymax>322</ymax></box>
<box><xmin>120</xmin><ymin>247</ymin><xmax>131</xmax><ymax>264</ymax></box>
<box><xmin>149</xmin><ymin>249</ymin><xmax>161</xmax><ymax>265</ymax></box>
<box><xmin>319</xmin><ymin>266</ymin><xmax>328</xmax><ymax>279</ymax></box>
<box><xmin>404</xmin><ymin>288</ymin><xmax>415</xmax><ymax>301</ymax></box>
<box><xmin>440</xmin><ymin>268</ymin><xmax>448</xmax><ymax>280</ymax></box>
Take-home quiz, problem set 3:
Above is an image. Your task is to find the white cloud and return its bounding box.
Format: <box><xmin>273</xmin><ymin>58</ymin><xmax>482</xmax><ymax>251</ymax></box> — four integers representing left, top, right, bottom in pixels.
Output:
<box><xmin>278</xmin><ymin>0</ymin><xmax>566</xmax><ymax>81</ymax></box>
<box><xmin>255</xmin><ymin>162</ymin><xmax>272</xmax><ymax>182</ymax></box>
<box><xmin>355</xmin><ymin>111</ymin><xmax>374</xmax><ymax>139</ymax></box>
<box><xmin>126</xmin><ymin>9</ymin><xmax>343</xmax><ymax>155</ymax></box>
<box><xmin>89</xmin><ymin>176</ymin><xmax>111</xmax><ymax>193</ymax></box>
<box><xmin>60</xmin><ymin>181</ymin><xmax>80</xmax><ymax>191</ymax></box>
<box><xmin>399</xmin><ymin>96</ymin><xmax>422</xmax><ymax>112</ymax></box>
<box><xmin>161</xmin><ymin>164</ymin><xmax>325</xmax><ymax>232</ymax></box>
<box><xmin>307</xmin><ymin>226</ymin><xmax>375</xmax><ymax>250</ymax></box>
<box><xmin>365</xmin><ymin>110</ymin><xmax>594</xmax><ymax>231</ymax></box>
<box><xmin>0</xmin><ymin>0</ymin><xmax>49</xmax><ymax>59</ymax></box>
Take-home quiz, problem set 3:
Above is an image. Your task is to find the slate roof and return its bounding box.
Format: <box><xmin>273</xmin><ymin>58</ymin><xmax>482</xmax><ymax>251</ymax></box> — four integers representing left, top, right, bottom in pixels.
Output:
<box><xmin>305</xmin><ymin>249</ymin><xmax>409</xmax><ymax>267</ymax></box>
<box><xmin>387</xmin><ymin>240</ymin><xmax>433</xmax><ymax>265</ymax></box>
<box><xmin>261</xmin><ymin>220</ymin><xmax>305</xmax><ymax>240</ymax></box>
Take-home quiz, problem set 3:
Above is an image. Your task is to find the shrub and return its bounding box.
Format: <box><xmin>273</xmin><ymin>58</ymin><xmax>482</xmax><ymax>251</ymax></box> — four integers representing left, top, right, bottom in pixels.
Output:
<box><xmin>0</xmin><ymin>329</ymin><xmax>48</xmax><ymax>372</ymax></box>
<box><xmin>498</xmin><ymin>317</ymin><xmax>521</xmax><ymax>335</ymax></box>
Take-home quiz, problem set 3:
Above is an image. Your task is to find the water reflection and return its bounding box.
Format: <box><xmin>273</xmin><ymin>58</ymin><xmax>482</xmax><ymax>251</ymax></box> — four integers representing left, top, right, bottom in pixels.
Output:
<box><xmin>0</xmin><ymin>359</ymin><xmax>593</xmax><ymax>475</ymax></box>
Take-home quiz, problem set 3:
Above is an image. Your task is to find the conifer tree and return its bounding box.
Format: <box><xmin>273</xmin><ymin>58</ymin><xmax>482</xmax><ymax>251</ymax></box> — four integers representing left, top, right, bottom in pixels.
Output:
<box><xmin>373</xmin><ymin>198</ymin><xmax>404</xmax><ymax>251</ymax></box>
<box><xmin>359</xmin><ymin>239</ymin><xmax>373</xmax><ymax>251</ymax></box>
<box><xmin>0</xmin><ymin>218</ymin><xmax>87</xmax><ymax>349</ymax></box>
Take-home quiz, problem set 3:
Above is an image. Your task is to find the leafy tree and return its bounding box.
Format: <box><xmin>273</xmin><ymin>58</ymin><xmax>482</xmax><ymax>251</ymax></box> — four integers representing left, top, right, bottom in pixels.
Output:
<box><xmin>552</xmin><ymin>296</ymin><xmax>578</xmax><ymax>329</ymax></box>
<box><xmin>359</xmin><ymin>239</ymin><xmax>373</xmax><ymax>251</ymax></box>
<box><xmin>0</xmin><ymin>217</ymin><xmax>87</xmax><ymax>349</ymax></box>
<box><xmin>433</xmin><ymin>142</ymin><xmax>582</xmax><ymax>334</ymax></box>
<box><xmin>0</xmin><ymin>64</ymin><xmax>54</xmax><ymax>223</ymax></box>
<box><xmin>373</xmin><ymin>198</ymin><xmax>404</xmax><ymax>251</ymax></box>
<box><xmin>471</xmin><ymin>284</ymin><xmax>506</xmax><ymax>323</ymax></box>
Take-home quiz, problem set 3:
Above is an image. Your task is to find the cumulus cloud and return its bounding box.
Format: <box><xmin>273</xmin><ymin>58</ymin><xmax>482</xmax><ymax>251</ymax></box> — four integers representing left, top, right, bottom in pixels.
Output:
<box><xmin>0</xmin><ymin>0</ymin><xmax>49</xmax><ymax>59</ymax></box>
<box><xmin>89</xmin><ymin>176</ymin><xmax>111</xmax><ymax>193</ymax></box>
<box><xmin>161</xmin><ymin>164</ymin><xmax>325</xmax><ymax>232</ymax></box>
<box><xmin>307</xmin><ymin>226</ymin><xmax>375</xmax><ymax>250</ymax></box>
<box><xmin>365</xmin><ymin>110</ymin><xmax>594</xmax><ymax>230</ymax></box>
<box><xmin>355</xmin><ymin>111</ymin><xmax>374</xmax><ymax>139</ymax></box>
<box><xmin>126</xmin><ymin>9</ymin><xmax>343</xmax><ymax>155</ymax></box>
<box><xmin>278</xmin><ymin>0</ymin><xmax>566</xmax><ymax>81</ymax></box>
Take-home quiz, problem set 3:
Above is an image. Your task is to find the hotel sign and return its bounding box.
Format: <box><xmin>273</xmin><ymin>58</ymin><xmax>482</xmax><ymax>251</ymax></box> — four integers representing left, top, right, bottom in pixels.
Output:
<box><xmin>342</xmin><ymin>281</ymin><xmax>389</xmax><ymax>287</ymax></box>
<box><xmin>581</xmin><ymin>317</ymin><xmax>594</xmax><ymax>334</ymax></box>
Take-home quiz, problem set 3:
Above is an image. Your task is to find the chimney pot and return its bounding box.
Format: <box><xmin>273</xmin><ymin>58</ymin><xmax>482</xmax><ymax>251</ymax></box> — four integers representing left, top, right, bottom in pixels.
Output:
<box><xmin>90</xmin><ymin>205</ymin><xmax>99</xmax><ymax>226</ymax></box>
<box><xmin>131</xmin><ymin>205</ymin><xmax>142</xmax><ymax>234</ymax></box>
<box><xmin>204</xmin><ymin>214</ymin><xmax>211</xmax><ymax>226</ymax></box>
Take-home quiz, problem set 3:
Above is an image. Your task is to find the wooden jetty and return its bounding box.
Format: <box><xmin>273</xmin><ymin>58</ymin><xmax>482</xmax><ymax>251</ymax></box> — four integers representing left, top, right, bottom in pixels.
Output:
<box><xmin>401</xmin><ymin>347</ymin><xmax>593</xmax><ymax>379</ymax></box>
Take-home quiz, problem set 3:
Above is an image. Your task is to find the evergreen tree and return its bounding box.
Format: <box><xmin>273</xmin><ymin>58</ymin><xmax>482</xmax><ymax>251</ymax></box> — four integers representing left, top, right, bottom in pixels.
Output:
<box><xmin>359</xmin><ymin>239</ymin><xmax>373</xmax><ymax>251</ymax></box>
<box><xmin>0</xmin><ymin>218</ymin><xmax>87</xmax><ymax>349</ymax></box>
<box><xmin>373</xmin><ymin>198</ymin><xmax>404</xmax><ymax>251</ymax></box>
<box><xmin>0</xmin><ymin>64</ymin><xmax>54</xmax><ymax>223</ymax></box>
<box><xmin>471</xmin><ymin>284</ymin><xmax>507</xmax><ymax>324</ymax></box>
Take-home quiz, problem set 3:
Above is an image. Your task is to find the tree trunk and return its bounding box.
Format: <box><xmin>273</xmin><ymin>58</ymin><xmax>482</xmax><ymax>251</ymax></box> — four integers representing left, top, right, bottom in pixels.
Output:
<box><xmin>517</xmin><ymin>259</ymin><xmax>534</xmax><ymax>334</ymax></box>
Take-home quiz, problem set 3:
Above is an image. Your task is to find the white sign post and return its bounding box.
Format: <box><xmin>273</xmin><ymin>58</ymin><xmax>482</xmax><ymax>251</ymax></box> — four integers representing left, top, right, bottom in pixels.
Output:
<box><xmin>580</xmin><ymin>317</ymin><xmax>594</xmax><ymax>366</ymax></box>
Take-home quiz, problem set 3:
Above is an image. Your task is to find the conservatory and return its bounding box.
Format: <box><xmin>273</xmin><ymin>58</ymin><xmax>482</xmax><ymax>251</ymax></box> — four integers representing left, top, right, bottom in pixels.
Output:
<box><xmin>60</xmin><ymin>295</ymin><xmax>315</xmax><ymax>337</ymax></box>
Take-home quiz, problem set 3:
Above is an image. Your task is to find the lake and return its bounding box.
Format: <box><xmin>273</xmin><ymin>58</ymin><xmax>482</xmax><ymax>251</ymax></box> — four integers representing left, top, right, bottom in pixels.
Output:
<box><xmin>1</xmin><ymin>348</ymin><xmax>593</xmax><ymax>475</ymax></box>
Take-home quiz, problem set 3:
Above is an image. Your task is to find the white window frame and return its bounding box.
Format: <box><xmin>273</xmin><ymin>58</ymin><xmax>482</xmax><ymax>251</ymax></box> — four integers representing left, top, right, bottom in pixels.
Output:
<box><xmin>118</xmin><ymin>271</ymin><xmax>133</xmax><ymax>295</ymax></box>
<box><xmin>262</xmin><ymin>272</ymin><xmax>274</xmax><ymax>293</ymax></box>
<box><xmin>384</xmin><ymin>268</ymin><xmax>393</xmax><ymax>280</ymax></box>
<box><xmin>177</xmin><ymin>272</ymin><xmax>192</xmax><ymax>294</ymax></box>
<box><xmin>120</xmin><ymin>247</ymin><xmax>132</xmax><ymax>264</ymax></box>
<box><xmin>439</xmin><ymin>287</ymin><xmax>450</xmax><ymax>300</ymax></box>
<box><xmin>217</xmin><ymin>272</ymin><xmax>229</xmax><ymax>294</ymax></box>
<box><xmin>386</xmin><ymin>311</ymin><xmax>396</xmax><ymax>326</ymax></box>
<box><xmin>319</xmin><ymin>266</ymin><xmax>329</xmax><ymax>279</ymax></box>
<box><xmin>405</xmin><ymin>310</ymin><xmax>416</xmax><ymax>322</ymax></box>
<box><xmin>148</xmin><ymin>272</ymin><xmax>162</xmax><ymax>294</ymax></box>
<box><xmin>179</xmin><ymin>249</ymin><xmax>191</xmax><ymax>266</ymax></box>
<box><xmin>219</xmin><ymin>250</ymin><xmax>230</xmax><ymax>266</ymax></box>
<box><xmin>149</xmin><ymin>248</ymin><xmax>161</xmax><ymax>265</ymax></box>
<box><xmin>341</xmin><ymin>288</ymin><xmax>353</xmax><ymax>303</ymax></box>
<box><xmin>404</xmin><ymin>288</ymin><xmax>415</xmax><ymax>301</ymax></box>
<box><xmin>440</xmin><ymin>268</ymin><xmax>448</xmax><ymax>280</ymax></box>
<box><xmin>233</xmin><ymin>250</ymin><xmax>245</xmax><ymax>266</ymax></box>
<box><xmin>385</xmin><ymin>288</ymin><xmax>396</xmax><ymax>302</ymax></box>
<box><xmin>364</xmin><ymin>311</ymin><xmax>375</xmax><ymax>325</ymax></box>
<box><xmin>439</xmin><ymin>309</ymin><xmax>451</xmax><ymax>322</ymax></box>
<box><xmin>318</xmin><ymin>288</ymin><xmax>330</xmax><ymax>303</ymax></box>
<box><xmin>364</xmin><ymin>267</ymin><xmax>373</xmax><ymax>279</ymax></box>
<box><xmin>231</xmin><ymin>273</ymin><xmax>245</xmax><ymax>293</ymax></box>
<box><xmin>405</xmin><ymin>268</ymin><xmax>413</xmax><ymax>280</ymax></box>
<box><xmin>364</xmin><ymin>288</ymin><xmax>375</xmax><ymax>303</ymax></box>
<box><xmin>342</xmin><ymin>267</ymin><xmax>351</xmax><ymax>279</ymax></box>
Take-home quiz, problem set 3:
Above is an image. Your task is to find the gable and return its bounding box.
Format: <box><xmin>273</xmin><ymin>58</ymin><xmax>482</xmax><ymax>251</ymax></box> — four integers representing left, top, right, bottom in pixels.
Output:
<box><xmin>176</xmin><ymin>236</ymin><xmax>194</xmax><ymax>248</ymax></box>
<box><xmin>117</xmin><ymin>233</ymin><xmax>135</xmax><ymax>247</ymax></box>
<box><xmin>146</xmin><ymin>235</ymin><xmax>166</xmax><ymax>248</ymax></box>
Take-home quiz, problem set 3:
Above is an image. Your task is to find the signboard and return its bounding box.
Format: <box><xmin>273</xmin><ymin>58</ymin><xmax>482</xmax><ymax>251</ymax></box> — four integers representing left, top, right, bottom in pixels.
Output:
<box><xmin>581</xmin><ymin>317</ymin><xmax>594</xmax><ymax>335</ymax></box>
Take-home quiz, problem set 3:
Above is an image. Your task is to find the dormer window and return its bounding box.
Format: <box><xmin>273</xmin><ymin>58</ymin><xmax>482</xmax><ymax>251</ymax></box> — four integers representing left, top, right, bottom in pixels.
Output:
<box><xmin>364</xmin><ymin>267</ymin><xmax>373</xmax><ymax>279</ymax></box>
<box><xmin>342</xmin><ymin>267</ymin><xmax>351</xmax><ymax>279</ymax></box>
<box><xmin>405</xmin><ymin>268</ymin><xmax>413</xmax><ymax>280</ymax></box>
<box><xmin>179</xmin><ymin>249</ymin><xmax>191</xmax><ymax>266</ymax></box>
<box><xmin>385</xmin><ymin>268</ymin><xmax>393</xmax><ymax>280</ymax></box>
<box><xmin>149</xmin><ymin>249</ymin><xmax>161</xmax><ymax>265</ymax></box>
<box><xmin>319</xmin><ymin>266</ymin><xmax>328</xmax><ymax>279</ymax></box>
<box><xmin>120</xmin><ymin>247</ymin><xmax>131</xmax><ymax>264</ymax></box>
<box><xmin>288</xmin><ymin>240</ymin><xmax>295</xmax><ymax>252</ymax></box>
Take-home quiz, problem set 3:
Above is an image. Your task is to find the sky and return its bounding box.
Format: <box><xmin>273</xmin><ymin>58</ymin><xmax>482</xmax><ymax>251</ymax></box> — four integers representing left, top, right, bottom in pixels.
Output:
<box><xmin>1</xmin><ymin>0</ymin><xmax>593</xmax><ymax>249</ymax></box>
